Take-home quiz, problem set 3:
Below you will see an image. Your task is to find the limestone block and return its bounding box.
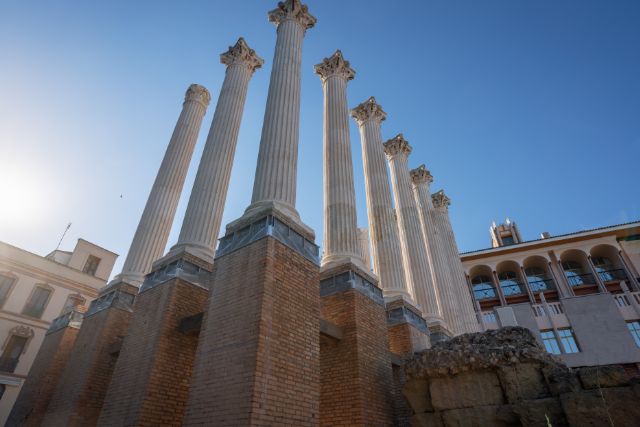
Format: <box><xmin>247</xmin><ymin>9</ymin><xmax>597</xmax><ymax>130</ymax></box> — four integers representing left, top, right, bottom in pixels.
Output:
<box><xmin>561</xmin><ymin>388</ymin><xmax>640</xmax><ymax>427</ymax></box>
<box><xmin>402</xmin><ymin>378</ymin><xmax>433</xmax><ymax>413</ymax></box>
<box><xmin>411</xmin><ymin>411</ymin><xmax>443</xmax><ymax>427</ymax></box>
<box><xmin>498</xmin><ymin>363</ymin><xmax>550</xmax><ymax>402</ymax></box>
<box><xmin>577</xmin><ymin>365</ymin><xmax>629</xmax><ymax>390</ymax></box>
<box><xmin>440</xmin><ymin>405</ymin><xmax>518</xmax><ymax>427</ymax></box>
<box><xmin>541</xmin><ymin>364</ymin><xmax>580</xmax><ymax>396</ymax></box>
<box><xmin>512</xmin><ymin>398</ymin><xmax>567</xmax><ymax>427</ymax></box>
<box><xmin>430</xmin><ymin>371</ymin><xmax>504</xmax><ymax>411</ymax></box>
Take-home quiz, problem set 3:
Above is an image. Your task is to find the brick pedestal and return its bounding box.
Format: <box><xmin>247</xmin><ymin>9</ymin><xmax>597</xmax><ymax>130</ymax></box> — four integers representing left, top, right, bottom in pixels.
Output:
<box><xmin>7</xmin><ymin>311</ymin><xmax>83</xmax><ymax>426</ymax></box>
<box><xmin>42</xmin><ymin>283</ymin><xmax>136</xmax><ymax>427</ymax></box>
<box><xmin>319</xmin><ymin>263</ymin><xmax>394</xmax><ymax>426</ymax></box>
<box><xmin>97</xmin><ymin>252</ymin><xmax>210</xmax><ymax>426</ymax></box>
<box><xmin>385</xmin><ymin>298</ymin><xmax>430</xmax><ymax>426</ymax></box>
<box><xmin>183</xmin><ymin>214</ymin><xmax>320</xmax><ymax>426</ymax></box>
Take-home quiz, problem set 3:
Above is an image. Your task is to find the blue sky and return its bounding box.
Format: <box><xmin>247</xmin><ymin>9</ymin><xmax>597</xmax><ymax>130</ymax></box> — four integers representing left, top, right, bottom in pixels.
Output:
<box><xmin>1</xmin><ymin>0</ymin><xmax>638</xmax><ymax>277</ymax></box>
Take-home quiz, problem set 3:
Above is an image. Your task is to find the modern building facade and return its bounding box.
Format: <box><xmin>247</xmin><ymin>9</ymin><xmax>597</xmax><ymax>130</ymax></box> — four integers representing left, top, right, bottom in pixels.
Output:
<box><xmin>461</xmin><ymin>220</ymin><xmax>640</xmax><ymax>372</ymax></box>
<box><xmin>0</xmin><ymin>239</ymin><xmax>117</xmax><ymax>425</ymax></box>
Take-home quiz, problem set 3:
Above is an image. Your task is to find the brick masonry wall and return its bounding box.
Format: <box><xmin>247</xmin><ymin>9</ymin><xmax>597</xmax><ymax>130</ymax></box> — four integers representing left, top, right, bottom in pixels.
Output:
<box><xmin>7</xmin><ymin>326</ymin><xmax>79</xmax><ymax>426</ymax></box>
<box><xmin>183</xmin><ymin>236</ymin><xmax>320</xmax><ymax>426</ymax></box>
<box><xmin>320</xmin><ymin>288</ymin><xmax>394</xmax><ymax>426</ymax></box>
<box><xmin>387</xmin><ymin>323</ymin><xmax>428</xmax><ymax>357</ymax></box>
<box><xmin>42</xmin><ymin>308</ymin><xmax>133</xmax><ymax>427</ymax></box>
<box><xmin>97</xmin><ymin>278</ymin><xmax>207</xmax><ymax>426</ymax></box>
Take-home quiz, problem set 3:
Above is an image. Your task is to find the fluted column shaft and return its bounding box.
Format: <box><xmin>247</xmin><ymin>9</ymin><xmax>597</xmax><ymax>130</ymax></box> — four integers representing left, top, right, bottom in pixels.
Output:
<box><xmin>352</xmin><ymin>100</ymin><xmax>411</xmax><ymax>300</ymax></box>
<box><xmin>175</xmin><ymin>40</ymin><xmax>262</xmax><ymax>260</ymax></box>
<box><xmin>412</xmin><ymin>172</ymin><xmax>462</xmax><ymax>333</ymax></box>
<box><xmin>250</xmin><ymin>19</ymin><xmax>306</xmax><ymax>213</ymax></box>
<box><xmin>385</xmin><ymin>139</ymin><xmax>442</xmax><ymax>321</ymax></box>
<box><xmin>316</xmin><ymin>52</ymin><xmax>360</xmax><ymax>266</ymax></box>
<box><xmin>431</xmin><ymin>199</ymin><xmax>481</xmax><ymax>333</ymax></box>
<box><xmin>118</xmin><ymin>85</ymin><xmax>210</xmax><ymax>286</ymax></box>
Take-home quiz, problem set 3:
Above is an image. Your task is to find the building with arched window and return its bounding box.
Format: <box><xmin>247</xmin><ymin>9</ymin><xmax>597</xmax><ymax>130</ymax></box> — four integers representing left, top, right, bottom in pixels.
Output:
<box><xmin>0</xmin><ymin>239</ymin><xmax>117</xmax><ymax>425</ymax></box>
<box><xmin>461</xmin><ymin>220</ymin><xmax>640</xmax><ymax>373</ymax></box>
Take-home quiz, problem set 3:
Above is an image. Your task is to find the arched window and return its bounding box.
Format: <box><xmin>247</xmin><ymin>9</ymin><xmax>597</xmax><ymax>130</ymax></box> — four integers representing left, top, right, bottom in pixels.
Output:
<box><xmin>561</xmin><ymin>261</ymin><xmax>585</xmax><ymax>286</ymax></box>
<box><xmin>592</xmin><ymin>256</ymin><xmax>615</xmax><ymax>281</ymax></box>
<box><xmin>471</xmin><ymin>275</ymin><xmax>496</xmax><ymax>300</ymax></box>
<box><xmin>497</xmin><ymin>271</ymin><xmax>522</xmax><ymax>295</ymax></box>
<box><xmin>525</xmin><ymin>267</ymin><xmax>550</xmax><ymax>292</ymax></box>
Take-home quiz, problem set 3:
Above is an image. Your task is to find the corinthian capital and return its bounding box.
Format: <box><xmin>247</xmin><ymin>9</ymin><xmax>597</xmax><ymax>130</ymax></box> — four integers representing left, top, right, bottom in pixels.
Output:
<box><xmin>314</xmin><ymin>50</ymin><xmax>355</xmax><ymax>83</ymax></box>
<box><xmin>268</xmin><ymin>0</ymin><xmax>317</xmax><ymax>30</ymax></box>
<box><xmin>184</xmin><ymin>84</ymin><xmax>211</xmax><ymax>108</ymax></box>
<box><xmin>383</xmin><ymin>134</ymin><xmax>412</xmax><ymax>157</ymax></box>
<box><xmin>351</xmin><ymin>96</ymin><xmax>387</xmax><ymax>126</ymax></box>
<box><xmin>220</xmin><ymin>37</ymin><xmax>264</xmax><ymax>74</ymax></box>
<box><xmin>410</xmin><ymin>164</ymin><xmax>433</xmax><ymax>186</ymax></box>
<box><xmin>432</xmin><ymin>190</ymin><xmax>451</xmax><ymax>210</ymax></box>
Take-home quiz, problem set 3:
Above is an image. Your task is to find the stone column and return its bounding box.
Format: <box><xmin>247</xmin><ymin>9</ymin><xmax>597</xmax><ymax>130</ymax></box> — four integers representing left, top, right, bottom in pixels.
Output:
<box><xmin>246</xmin><ymin>0</ymin><xmax>316</xmax><ymax>224</ymax></box>
<box><xmin>172</xmin><ymin>38</ymin><xmax>263</xmax><ymax>261</ymax></box>
<box><xmin>314</xmin><ymin>50</ymin><xmax>363</xmax><ymax>269</ymax></box>
<box><xmin>115</xmin><ymin>85</ymin><xmax>210</xmax><ymax>287</ymax></box>
<box><xmin>430</xmin><ymin>190</ymin><xmax>481</xmax><ymax>333</ymax></box>
<box><xmin>357</xmin><ymin>228</ymin><xmax>372</xmax><ymax>270</ymax></box>
<box><xmin>351</xmin><ymin>97</ymin><xmax>412</xmax><ymax>302</ymax></box>
<box><xmin>384</xmin><ymin>134</ymin><xmax>443</xmax><ymax>325</ymax></box>
<box><xmin>410</xmin><ymin>165</ymin><xmax>462</xmax><ymax>334</ymax></box>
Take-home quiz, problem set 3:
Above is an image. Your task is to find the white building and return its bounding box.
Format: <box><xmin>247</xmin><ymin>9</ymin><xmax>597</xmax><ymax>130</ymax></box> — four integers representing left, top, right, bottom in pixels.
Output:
<box><xmin>0</xmin><ymin>238</ymin><xmax>117</xmax><ymax>425</ymax></box>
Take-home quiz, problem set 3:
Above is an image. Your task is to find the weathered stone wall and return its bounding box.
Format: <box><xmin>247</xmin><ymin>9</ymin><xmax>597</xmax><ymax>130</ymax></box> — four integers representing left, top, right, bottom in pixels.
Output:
<box><xmin>403</xmin><ymin>327</ymin><xmax>640</xmax><ymax>426</ymax></box>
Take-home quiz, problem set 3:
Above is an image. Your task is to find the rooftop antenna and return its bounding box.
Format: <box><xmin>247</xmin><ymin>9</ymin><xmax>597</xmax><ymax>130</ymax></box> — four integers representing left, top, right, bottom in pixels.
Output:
<box><xmin>55</xmin><ymin>222</ymin><xmax>72</xmax><ymax>251</ymax></box>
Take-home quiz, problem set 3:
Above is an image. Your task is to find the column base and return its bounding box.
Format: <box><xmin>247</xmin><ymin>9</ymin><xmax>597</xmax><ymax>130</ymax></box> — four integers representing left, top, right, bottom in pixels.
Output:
<box><xmin>386</xmin><ymin>298</ymin><xmax>431</xmax><ymax>357</ymax></box>
<box><xmin>8</xmin><ymin>311</ymin><xmax>84</xmax><ymax>426</ymax></box>
<box><xmin>228</xmin><ymin>199</ymin><xmax>315</xmax><ymax>241</ymax></box>
<box><xmin>184</xmin><ymin>209</ymin><xmax>320</xmax><ymax>426</ymax></box>
<box><xmin>98</xmin><ymin>251</ymin><xmax>211</xmax><ymax>426</ymax></box>
<box><xmin>319</xmin><ymin>261</ymin><xmax>394</xmax><ymax>425</ymax></box>
<box><xmin>42</xmin><ymin>285</ymin><xmax>136</xmax><ymax>427</ymax></box>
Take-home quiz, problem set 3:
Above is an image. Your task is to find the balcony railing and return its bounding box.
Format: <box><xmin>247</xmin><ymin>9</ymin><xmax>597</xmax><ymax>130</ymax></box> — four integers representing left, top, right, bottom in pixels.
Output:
<box><xmin>533</xmin><ymin>302</ymin><xmax>564</xmax><ymax>317</ymax></box>
<box><xmin>614</xmin><ymin>291</ymin><xmax>640</xmax><ymax>307</ymax></box>
<box><xmin>598</xmin><ymin>268</ymin><xmax>628</xmax><ymax>283</ymax></box>
<box><xmin>565</xmin><ymin>273</ymin><xmax>596</xmax><ymax>287</ymax></box>
<box><xmin>527</xmin><ymin>278</ymin><xmax>555</xmax><ymax>292</ymax></box>
<box><xmin>500</xmin><ymin>281</ymin><xmax>524</xmax><ymax>296</ymax></box>
<box><xmin>474</xmin><ymin>288</ymin><xmax>497</xmax><ymax>300</ymax></box>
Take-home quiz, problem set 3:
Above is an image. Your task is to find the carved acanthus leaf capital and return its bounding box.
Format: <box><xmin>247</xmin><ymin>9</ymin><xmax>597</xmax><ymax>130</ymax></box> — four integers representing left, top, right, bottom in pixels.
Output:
<box><xmin>432</xmin><ymin>190</ymin><xmax>451</xmax><ymax>210</ymax></box>
<box><xmin>410</xmin><ymin>164</ymin><xmax>433</xmax><ymax>186</ymax></box>
<box><xmin>268</xmin><ymin>0</ymin><xmax>316</xmax><ymax>31</ymax></box>
<box><xmin>184</xmin><ymin>84</ymin><xmax>211</xmax><ymax>108</ymax></box>
<box><xmin>220</xmin><ymin>37</ymin><xmax>264</xmax><ymax>74</ymax></box>
<box><xmin>314</xmin><ymin>50</ymin><xmax>355</xmax><ymax>83</ymax></box>
<box><xmin>351</xmin><ymin>96</ymin><xmax>387</xmax><ymax>126</ymax></box>
<box><xmin>383</xmin><ymin>133</ymin><xmax>412</xmax><ymax>157</ymax></box>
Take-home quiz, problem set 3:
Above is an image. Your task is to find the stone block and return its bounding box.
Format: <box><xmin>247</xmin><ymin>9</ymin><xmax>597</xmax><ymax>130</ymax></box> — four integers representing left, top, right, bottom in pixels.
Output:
<box><xmin>498</xmin><ymin>363</ymin><xmax>550</xmax><ymax>402</ymax></box>
<box><xmin>561</xmin><ymin>388</ymin><xmax>640</xmax><ymax>427</ymax></box>
<box><xmin>402</xmin><ymin>378</ymin><xmax>433</xmax><ymax>413</ymax></box>
<box><xmin>542</xmin><ymin>364</ymin><xmax>580</xmax><ymax>396</ymax></box>
<box><xmin>512</xmin><ymin>398</ymin><xmax>567</xmax><ymax>427</ymax></box>
<box><xmin>440</xmin><ymin>405</ymin><xmax>518</xmax><ymax>427</ymax></box>
<box><xmin>430</xmin><ymin>371</ymin><xmax>504</xmax><ymax>411</ymax></box>
<box><xmin>411</xmin><ymin>411</ymin><xmax>443</xmax><ymax>427</ymax></box>
<box><xmin>577</xmin><ymin>365</ymin><xmax>629</xmax><ymax>390</ymax></box>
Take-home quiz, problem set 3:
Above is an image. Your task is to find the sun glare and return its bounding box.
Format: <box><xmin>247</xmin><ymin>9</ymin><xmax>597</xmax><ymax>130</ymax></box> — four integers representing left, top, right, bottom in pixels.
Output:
<box><xmin>0</xmin><ymin>168</ymin><xmax>46</xmax><ymax>225</ymax></box>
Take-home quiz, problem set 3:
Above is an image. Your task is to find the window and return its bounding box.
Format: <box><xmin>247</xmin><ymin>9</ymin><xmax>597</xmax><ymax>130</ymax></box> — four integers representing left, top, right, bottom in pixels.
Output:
<box><xmin>471</xmin><ymin>275</ymin><xmax>496</xmax><ymax>300</ymax></box>
<box><xmin>83</xmin><ymin>255</ymin><xmax>101</xmax><ymax>276</ymax></box>
<box><xmin>0</xmin><ymin>274</ymin><xmax>16</xmax><ymax>307</ymax></box>
<box><xmin>482</xmin><ymin>311</ymin><xmax>497</xmax><ymax>323</ymax></box>
<box><xmin>562</xmin><ymin>261</ymin><xmax>587</xmax><ymax>286</ymax></box>
<box><xmin>22</xmin><ymin>285</ymin><xmax>52</xmax><ymax>318</ymax></box>
<box><xmin>61</xmin><ymin>294</ymin><xmax>86</xmax><ymax>315</ymax></box>
<box><xmin>540</xmin><ymin>330</ymin><xmax>561</xmax><ymax>355</ymax></box>
<box><xmin>498</xmin><ymin>271</ymin><xmax>522</xmax><ymax>295</ymax></box>
<box><xmin>0</xmin><ymin>335</ymin><xmax>28</xmax><ymax>372</ymax></box>
<box><xmin>501</xmin><ymin>235</ymin><xmax>515</xmax><ymax>246</ymax></box>
<box><xmin>525</xmin><ymin>267</ymin><xmax>552</xmax><ymax>292</ymax></box>
<box><xmin>627</xmin><ymin>321</ymin><xmax>640</xmax><ymax>348</ymax></box>
<box><xmin>557</xmin><ymin>328</ymin><xmax>580</xmax><ymax>353</ymax></box>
